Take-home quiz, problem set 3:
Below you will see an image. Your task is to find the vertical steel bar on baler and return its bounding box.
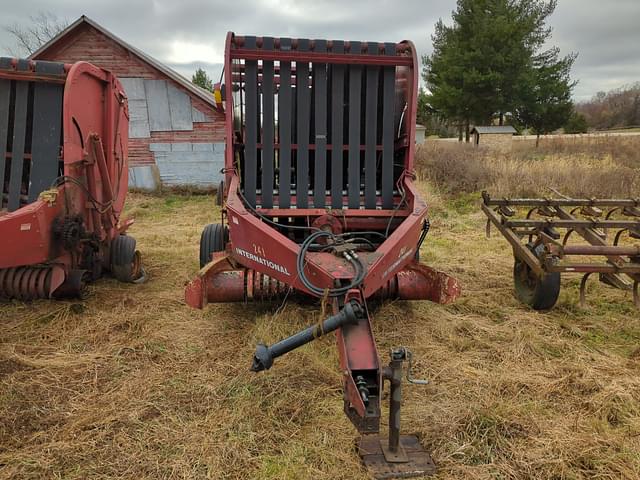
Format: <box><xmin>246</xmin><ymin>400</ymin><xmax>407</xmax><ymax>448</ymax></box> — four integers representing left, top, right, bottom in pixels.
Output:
<box><xmin>0</xmin><ymin>74</ymin><xmax>10</xmax><ymax>207</ymax></box>
<box><xmin>29</xmin><ymin>61</ymin><xmax>64</xmax><ymax>202</ymax></box>
<box><xmin>8</xmin><ymin>60</ymin><xmax>30</xmax><ymax>212</ymax></box>
<box><xmin>296</xmin><ymin>38</ymin><xmax>310</xmax><ymax>208</ymax></box>
<box><xmin>313</xmin><ymin>39</ymin><xmax>328</xmax><ymax>208</ymax></box>
<box><xmin>381</xmin><ymin>43</ymin><xmax>396</xmax><ymax>209</ymax></box>
<box><xmin>364</xmin><ymin>42</ymin><xmax>379</xmax><ymax>210</ymax></box>
<box><xmin>278</xmin><ymin>38</ymin><xmax>293</xmax><ymax>209</ymax></box>
<box><xmin>243</xmin><ymin>36</ymin><xmax>258</xmax><ymax>207</ymax></box>
<box><xmin>330</xmin><ymin>41</ymin><xmax>345</xmax><ymax>209</ymax></box>
<box><xmin>261</xmin><ymin>37</ymin><xmax>275</xmax><ymax>209</ymax></box>
<box><xmin>348</xmin><ymin>42</ymin><xmax>362</xmax><ymax>209</ymax></box>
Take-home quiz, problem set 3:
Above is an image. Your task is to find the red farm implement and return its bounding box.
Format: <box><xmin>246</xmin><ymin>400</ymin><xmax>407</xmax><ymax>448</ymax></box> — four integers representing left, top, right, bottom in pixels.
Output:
<box><xmin>482</xmin><ymin>192</ymin><xmax>640</xmax><ymax>310</ymax></box>
<box><xmin>184</xmin><ymin>33</ymin><xmax>460</xmax><ymax>478</ymax></box>
<box><xmin>0</xmin><ymin>58</ymin><xmax>143</xmax><ymax>299</ymax></box>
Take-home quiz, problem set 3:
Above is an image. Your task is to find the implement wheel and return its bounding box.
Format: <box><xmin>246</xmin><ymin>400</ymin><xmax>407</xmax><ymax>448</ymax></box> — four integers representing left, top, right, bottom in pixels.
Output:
<box><xmin>513</xmin><ymin>244</ymin><xmax>560</xmax><ymax>310</ymax></box>
<box><xmin>111</xmin><ymin>235</ymin><xmax>145</xmax><ymax>283</ymax></box>
<box><xmin>200</xmin><ymin>223</ymin><xmax>228</xmax><ymax>268</ymax></box>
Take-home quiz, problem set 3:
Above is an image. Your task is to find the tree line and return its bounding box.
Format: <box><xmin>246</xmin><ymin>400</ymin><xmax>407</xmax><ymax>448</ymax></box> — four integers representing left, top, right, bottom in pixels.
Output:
<box><xmin>421</xmin><ymin>0</ymin><xmax>581</xmax><ymax>144</ymax></box>
<box><xmin>575</xmin><ymin>83</ymin><xmax>640</xmax><ymax>131</ymax></box>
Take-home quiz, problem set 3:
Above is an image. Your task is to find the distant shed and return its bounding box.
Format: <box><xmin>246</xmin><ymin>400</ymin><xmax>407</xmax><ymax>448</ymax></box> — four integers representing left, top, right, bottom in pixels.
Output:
<box><xmin>31</xmin><ymin>15</ymin><xmax>225</xmax><ymax>190</ymax></box>
<box><xmin>471</xmin><ymin>126</ymin><xmax>516</xmax><ymax>151</ymax></box>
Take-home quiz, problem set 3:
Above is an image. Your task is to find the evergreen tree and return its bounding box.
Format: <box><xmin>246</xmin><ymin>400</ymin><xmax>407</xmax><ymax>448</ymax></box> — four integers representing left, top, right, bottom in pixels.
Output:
<box><xmin>563</xmin><ymin>110</ymin><xmax>588</xmax><ymax>134</ymax></box>
<box><xmin>423</xmin><ymin>0</ymin><xmax>572</xmax><ymax>142</ymax></box>
<box><xmin>514</xmin><ymin>49</ymin><xmax>576</xmax><ymax>145</ymax></box>
<box><xmin>192</xmin><ymin>68</ymin><xmax>214</xmax><ymax>92</ymax></box>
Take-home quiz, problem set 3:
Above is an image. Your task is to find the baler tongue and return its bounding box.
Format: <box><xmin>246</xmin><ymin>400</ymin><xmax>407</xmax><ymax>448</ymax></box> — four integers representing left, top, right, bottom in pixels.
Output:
<box><xmin>250</xmin><ymin>300</ymin><xmax>364</xmax><ymax>371</ymax></box>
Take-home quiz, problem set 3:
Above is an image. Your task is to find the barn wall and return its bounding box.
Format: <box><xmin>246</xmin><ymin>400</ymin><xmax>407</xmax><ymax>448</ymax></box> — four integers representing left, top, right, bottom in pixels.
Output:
<box><xmin>34</xmin><ymin>23</ymin><xmax>225</xmax><ymax>189</ymax></box>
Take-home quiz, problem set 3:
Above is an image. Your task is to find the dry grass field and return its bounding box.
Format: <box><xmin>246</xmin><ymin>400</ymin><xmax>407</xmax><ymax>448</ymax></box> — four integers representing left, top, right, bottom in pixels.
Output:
<box><xmin>1</xmin><ymin>136</ymin><xmax>639</xmax><ymax>479</ymax></box>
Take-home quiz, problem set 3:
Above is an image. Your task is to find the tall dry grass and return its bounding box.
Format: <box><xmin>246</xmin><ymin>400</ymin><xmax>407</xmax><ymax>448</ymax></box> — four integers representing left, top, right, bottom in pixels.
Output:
<box><xmin>415</xmin><ymin>135</ymin><xmax>640</xmax><ymax>198</ymax></box>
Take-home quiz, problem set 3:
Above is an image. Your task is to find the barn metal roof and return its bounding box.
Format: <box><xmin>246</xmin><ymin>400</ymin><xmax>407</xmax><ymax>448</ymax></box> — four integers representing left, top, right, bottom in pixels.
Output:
<box><xmin>30</xmin><ymin>15</ymin><xmax>218</xmax><ymax>110</ymax></box>
<box><xmin>471</xmin><ymin>126</ymin><xmax>517</xmax><ymax>134</ymax></box>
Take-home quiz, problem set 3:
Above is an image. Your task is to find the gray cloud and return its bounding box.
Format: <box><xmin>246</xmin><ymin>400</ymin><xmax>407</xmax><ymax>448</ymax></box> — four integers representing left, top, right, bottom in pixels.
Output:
<box><xmin>1</xmin><ymin>0</ymin><xmax>638</xmax><ymax>101</ymax></box>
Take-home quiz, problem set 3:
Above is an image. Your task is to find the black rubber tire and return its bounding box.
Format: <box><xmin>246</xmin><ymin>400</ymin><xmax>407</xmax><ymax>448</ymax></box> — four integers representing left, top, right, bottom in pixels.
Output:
<box><xmin>111</xmin><ymin>235</ymin><xmax>142</xmax><ymax>283</ymax></box>
<box><xmin>513</xmin><ymin>243</ymin><xmax>560</xmax><ymax>310</ymax></box>
<box><xmin>199</xmin><ymin>223</ymin><xmax>228</xmax><ymax>268</ymax></box>
<box><xmin>216</xmin><ymin>180</ymin><xmax>224</xmax><ymax>206</ymax></box>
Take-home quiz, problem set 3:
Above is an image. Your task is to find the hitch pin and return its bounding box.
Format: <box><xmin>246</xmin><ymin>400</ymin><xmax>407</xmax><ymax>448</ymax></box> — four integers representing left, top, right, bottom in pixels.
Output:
<box><xmin>405</xmin><ymin>349</ymin><xmax>429</xmax><ymax>385</ymax></box>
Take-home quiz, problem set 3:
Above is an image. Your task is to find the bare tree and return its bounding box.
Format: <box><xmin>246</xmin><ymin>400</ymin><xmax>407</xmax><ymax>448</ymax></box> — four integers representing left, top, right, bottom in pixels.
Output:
<box><xmin>4</xmin><ymin>12</ymin><xmax>69</xmax><ymax>57</ymax></box>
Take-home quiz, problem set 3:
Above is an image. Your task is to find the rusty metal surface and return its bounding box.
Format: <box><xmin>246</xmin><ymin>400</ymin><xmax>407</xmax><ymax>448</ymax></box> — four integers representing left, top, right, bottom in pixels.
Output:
<box><xmin>358</xmin><ymin>435</ymin><xmax>436</xmax><ymax>479</ymax></box>
<box><xmin>186</xmin><ymin>259</ymin><xmax>461</xmax><ymax>308</ymax></box>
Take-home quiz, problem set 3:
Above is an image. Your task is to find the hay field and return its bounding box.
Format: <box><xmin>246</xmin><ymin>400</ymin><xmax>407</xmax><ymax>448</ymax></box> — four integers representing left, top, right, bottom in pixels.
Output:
<box><xmin>417</xmin><ymin>135</ymin><xmax>640</xmax><ymax>197</ymax></box>
<box><xmin>2</xmin><ymin>141</ymin><xmax>640</xmax><ymax>479</ymax></box>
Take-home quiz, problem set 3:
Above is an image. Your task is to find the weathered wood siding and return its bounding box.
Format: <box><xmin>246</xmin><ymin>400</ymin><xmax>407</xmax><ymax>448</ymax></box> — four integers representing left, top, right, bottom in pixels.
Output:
<box><xmin>33</xmin><ymin>23</ymin><xmax>225</xmax><ymax>187</ymax></box>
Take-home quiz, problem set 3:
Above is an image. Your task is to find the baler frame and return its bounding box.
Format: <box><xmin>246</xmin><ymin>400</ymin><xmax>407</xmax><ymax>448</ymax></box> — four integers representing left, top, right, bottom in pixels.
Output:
<box><xmin>186</xmin><ymin>32</ymin><xmax>460</xmax><ymax>478</ymax></box>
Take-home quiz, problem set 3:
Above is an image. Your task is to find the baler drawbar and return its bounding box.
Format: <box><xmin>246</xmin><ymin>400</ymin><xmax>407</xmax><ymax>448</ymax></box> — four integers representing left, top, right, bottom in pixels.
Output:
<box><xmin>185</xmin><ymin>32</ymin><xmax>460</xmax><ymax>478</ymax></box>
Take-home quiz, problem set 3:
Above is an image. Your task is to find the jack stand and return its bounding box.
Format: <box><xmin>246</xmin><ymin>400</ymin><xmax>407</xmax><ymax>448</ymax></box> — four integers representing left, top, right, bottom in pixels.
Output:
<box><xmin>358</xmin><ymin>347</ymin><xmax>436</xmax><ymax>479</ymax></box>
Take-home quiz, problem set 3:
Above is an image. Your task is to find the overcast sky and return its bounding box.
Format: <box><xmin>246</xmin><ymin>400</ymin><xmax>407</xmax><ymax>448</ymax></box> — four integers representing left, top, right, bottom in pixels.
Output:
<box><xmin>1</xmin><ymin>0</ymin><xmax>638</xmax><ymax>101</ymax></box>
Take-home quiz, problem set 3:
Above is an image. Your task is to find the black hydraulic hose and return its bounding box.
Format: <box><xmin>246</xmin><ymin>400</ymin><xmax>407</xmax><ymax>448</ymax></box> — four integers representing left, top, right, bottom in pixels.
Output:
<box><xmin>296</xmin><ymin>231</ymin><xmax>367</xmax><ymax>297</ymax></box>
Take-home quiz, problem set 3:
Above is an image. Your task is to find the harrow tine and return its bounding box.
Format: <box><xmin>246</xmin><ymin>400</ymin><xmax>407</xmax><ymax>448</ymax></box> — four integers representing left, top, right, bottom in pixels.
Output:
<box><xmin>634</xmin><ymin>280</ymin><xmax>639</xmax><ymax>309</ymax></box>
<box><xmin>485</xmin><ymin>218</ymin><xmax>491</xmax><ymax>238</ymax></box>
<box><xmin>613</xmin><ymin>229</ymin><xmax>627</xmax><ymax>246</ymax></box>
<box><xmin>579</xmin><ymin>272</ymin><xmax>593</xmax><ymax>308</ymax></box>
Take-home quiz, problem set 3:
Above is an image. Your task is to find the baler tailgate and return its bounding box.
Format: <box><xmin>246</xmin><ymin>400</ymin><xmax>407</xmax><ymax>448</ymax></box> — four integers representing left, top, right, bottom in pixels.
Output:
<box><xmin>232</xmin><ymin>37</ymin><xmax>404</xmax><ymax>210</ymax></box>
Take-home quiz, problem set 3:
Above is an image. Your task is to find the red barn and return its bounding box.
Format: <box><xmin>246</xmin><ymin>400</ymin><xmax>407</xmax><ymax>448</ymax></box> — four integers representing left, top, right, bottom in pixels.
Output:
<box><xmin>32</xmin><ymin>15</ymin><xmax>225</xmax><ymax>190</ymax></box>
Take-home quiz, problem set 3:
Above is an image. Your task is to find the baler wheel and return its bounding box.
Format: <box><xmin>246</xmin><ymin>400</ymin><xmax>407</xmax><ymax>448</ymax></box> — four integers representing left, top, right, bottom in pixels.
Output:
<box><xmin>200</xmin><ymin>223</ymin><xmax>228</xmax><ymax>268</ymax></box>
<box><xmin>111</xmin><ymin>235</ymin><xmax>145</xmax><ymax>283</ymax></box>
<box><xmin>513</xmin><ymin>243</ymin><xmax>560</xmax><ymax>310</ymax></box>
<box><xmin>216</xmin><ymin>180</ymin><xmax>224</xmax><ymax>206</ymax></box>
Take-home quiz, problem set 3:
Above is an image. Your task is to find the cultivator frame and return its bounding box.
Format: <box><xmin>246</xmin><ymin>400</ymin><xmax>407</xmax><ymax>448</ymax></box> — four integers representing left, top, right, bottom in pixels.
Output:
<box><xmin>0</xmin><ymin>58</ymin><xmax>143</xmax><ymax>299</ymax></box>
<box><xmin>482</xmin><ymin>191</ymin><xmax>640</xmax><ymax>310</ymax></box>
<box><xmin>185</xmin><ymin>32</ymin><xmax>460</xmax><ymax>478</ymax></box>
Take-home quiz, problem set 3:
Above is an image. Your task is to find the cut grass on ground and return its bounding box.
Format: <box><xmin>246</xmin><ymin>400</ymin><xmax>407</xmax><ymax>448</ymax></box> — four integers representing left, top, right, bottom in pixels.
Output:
<box><xmin>1</xmin><ymin>187</ymin><xmax>639</xmax><ymax>479</ymax></box>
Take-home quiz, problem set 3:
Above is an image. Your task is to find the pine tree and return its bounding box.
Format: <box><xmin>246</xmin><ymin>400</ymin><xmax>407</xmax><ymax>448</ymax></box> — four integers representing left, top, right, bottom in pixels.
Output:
<box><xmin>514</xmin><ymin>49</ymin><xmax>576</xmax><ymax>145</ymax></box>
<box><xmin>423</xmin><ymin>0</ymin><xmax>572</xmax><ymax>141</ymax></box>
<box><xmin>192</xmin><ymin>68</ymin><xmax>214</xmax><ymax>92</ymax></box>
<box><xmin>564</xmin><ymin>110</ymin><xmax>588</xmax><ymax>134</ymax></box>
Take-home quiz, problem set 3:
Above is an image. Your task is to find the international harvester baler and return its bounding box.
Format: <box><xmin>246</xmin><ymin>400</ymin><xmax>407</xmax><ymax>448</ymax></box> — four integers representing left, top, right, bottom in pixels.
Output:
<box><xmin>185</xmin><ymin>33</ymin><xmax>460</xmax><ymax>478</ymax></box>
<box><xmin>0</xmin><ymin>58</ymin><xmax>143</xmax><ymax>299</ymax></box>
